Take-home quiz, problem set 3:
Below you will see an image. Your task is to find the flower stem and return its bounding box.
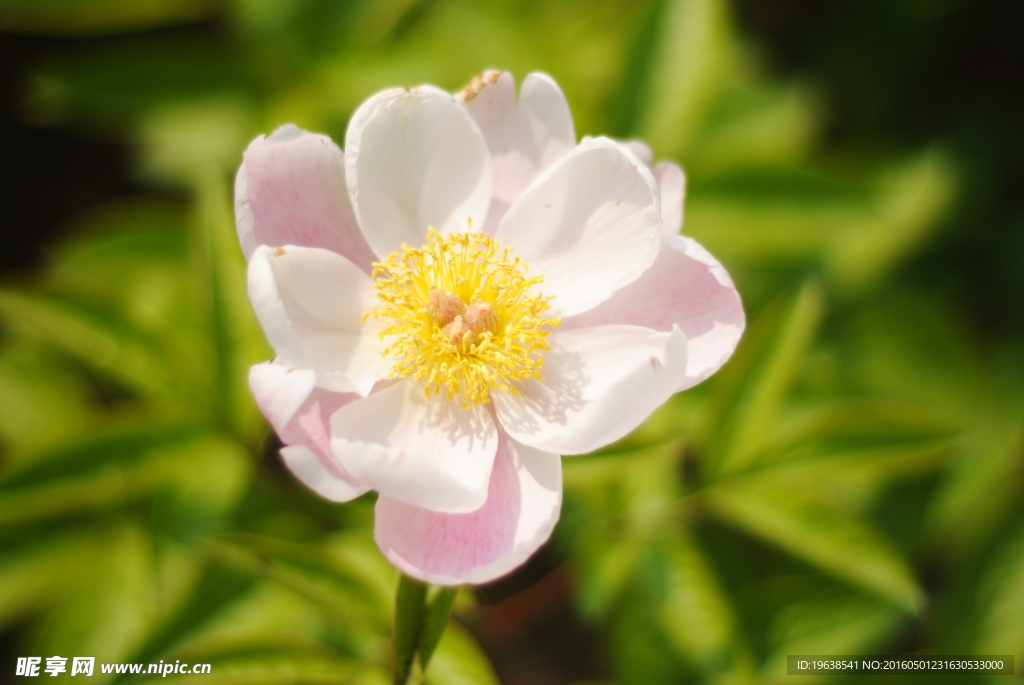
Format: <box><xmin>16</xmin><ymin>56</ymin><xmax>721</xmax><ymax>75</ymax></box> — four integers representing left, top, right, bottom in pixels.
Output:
<box><xmin>392</xmin><ymin>574</ymin><xmax>459</xmax><ymax>685</ymax></box>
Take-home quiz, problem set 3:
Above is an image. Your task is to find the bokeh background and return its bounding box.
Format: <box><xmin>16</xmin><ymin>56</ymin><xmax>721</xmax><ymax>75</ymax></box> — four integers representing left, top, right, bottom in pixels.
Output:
<box><xmin>1</xmin><ymin>0</ymin><xmax>1023</xmax><ymax>683</ymax></box>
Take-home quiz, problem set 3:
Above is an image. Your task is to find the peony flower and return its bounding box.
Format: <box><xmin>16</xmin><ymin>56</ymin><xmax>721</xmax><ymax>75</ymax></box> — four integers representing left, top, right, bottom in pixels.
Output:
<box><xmin>235</xmin><ymin>71</ymin><xmax>744</xmax><ymax>585</ymax></box>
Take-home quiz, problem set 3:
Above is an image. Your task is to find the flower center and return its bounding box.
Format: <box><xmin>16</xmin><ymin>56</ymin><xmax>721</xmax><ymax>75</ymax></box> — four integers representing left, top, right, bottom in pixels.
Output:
<box><xmin>367</xmin><ymin>228</ymin><xmax>559</xmax><ymax>407</ymax></box>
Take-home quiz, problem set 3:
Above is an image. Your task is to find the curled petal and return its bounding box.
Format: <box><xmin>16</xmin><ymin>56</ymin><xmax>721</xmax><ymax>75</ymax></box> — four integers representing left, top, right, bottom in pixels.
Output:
<box><xmin>235</xmin><ymin>125</ymin><xmax>376</xmax><ymax>272</ymax></box>
<box><xmin>496</xmin><ymin>137</ymin><xmax>662</xmax><ymax>318</ymax></box>
<box><xmin>459</xmin><ymin>71</ymin><xmax>576</xmax><ymax>232</ymax></box>
<box><xmin>375</xmin><ymin>431</ymin><xmax>561</xmax><ymax>585</ymax></box>
<box><xmin>331</xmin><ymin>381</ymin><xmax>499</xmax><ymax>513</ymax></box>
<box><xmin>493</xmin><ymin>324</ymin><xmax>688</xmax><ymax>455</ymax></box>
<box><xmin>564</xmin><ymin>234</ymin><xmax>744</xmax><ymax>391</ymax></box>
<box><xmin>345</xmin><ymin>86</ymin><xmax>492</xmax><ymax>259</ymax></box>
<box><xmin>247</xmin><ymin>245</ymin><xmax>389</xmax><ymax>396</ymax></box>
<box><xmin>249</xmin><ymin>362</ymin><xmax>368</xmax><ymax>502</ymax></box>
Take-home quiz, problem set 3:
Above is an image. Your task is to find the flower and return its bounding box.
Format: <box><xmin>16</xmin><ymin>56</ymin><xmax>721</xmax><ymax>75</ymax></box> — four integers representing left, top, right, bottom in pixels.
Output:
<box><xmin>235</xmin><ymin>71</ymin><xmax>744</xmax><ymax>585</ymax></box>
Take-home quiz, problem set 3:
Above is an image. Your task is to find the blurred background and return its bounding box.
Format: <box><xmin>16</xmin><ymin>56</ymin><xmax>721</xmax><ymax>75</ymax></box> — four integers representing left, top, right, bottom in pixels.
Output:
<box><xmin>1</xmin><ymin>0</ymin><xmax>1022</xmax><ymax>683</ymax></box>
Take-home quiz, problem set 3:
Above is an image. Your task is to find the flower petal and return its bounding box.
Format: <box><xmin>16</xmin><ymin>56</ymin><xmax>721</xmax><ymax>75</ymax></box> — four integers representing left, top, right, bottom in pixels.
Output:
<box><xmin>621</xmin><ymin>139</ymin><xmax>653</xmax><ymax>166</ymax></box>
<box><xmin>493</xmin><ymin>324</ymin><xmax>688</xmax><ymax>455</ymax></box>
<box><xmin>248</xmin><ymin>360</ymin><xmax>317</xmax><ymax>435</ymax></box>
<box><xmin>375</xmin><ymin>431</ymin><xmax>561</xmax><ymax>585</ymax></box>
<box><xmin>331</xmin><ymin>381</ymin><xmax>499</xmax><ymax>513</ymax></box>
<box><xmin>235</xmin><ymin>125</ymin><xmax>376</xmax><ymax>272</ymax></box>
<box><xmin>345</xmin><ymin>86</ymin><xmax>492</xmax><ymax>259</ymax></box>
<box><xmin>280</xmin><ymin>445</ymin><xmax>368</xmax><ymax>502</ymax></box>
<box><xmin>654</xmin><ymin>161</ymin><xmax>686</xmax><ymax>235</ymax></box>
<box><xmin>459</xmin><ymin>71</ymin><xmax>575</xmax><ymax>232</ymax></box>
<box><xmin>249</xmin><ymin>361</ymin><xmax>369</xmax><ymax>502</ymax></box>
<box><xmin>247</xmin><ymin>245</ymin><xmax>389</xmax><ymax>396</ymax></box>
<box><xmin>563</xmin><ymin>234</ymin><xmax>744</xmax><ymax>391</ymax></box>
<box><xmin>495</xmin><ymin>137</ymin><xmax>662</xmax><ymax>318</ymax></box>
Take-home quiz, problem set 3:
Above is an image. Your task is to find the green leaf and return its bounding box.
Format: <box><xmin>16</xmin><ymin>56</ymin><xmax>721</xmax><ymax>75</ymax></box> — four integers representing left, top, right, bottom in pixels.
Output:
<box><xmin>217</xmin><ymin>533</ymin><xmax>393</xmax><ymax>630</ymax></box>
<box><xmin>638</xmin><ymin>0</ymin><xmax>735</xmax><ymax>155</ymax></box>
<box><xmin>0</xmin><ymin>343</ymin><xmax>95</xmax><ymax>460</ymax></box>
<box><xmin>423</xmin><ymin>622</ymin><xmax>498</xmax><ymax>685</ymax></box>
<box><xmin>705</xmin><ymin>281</ymin><xmax>824</xmax><ymax>478</ymax></box>
<box><xmin>971</xmin><ymin>523</ymin><xmax>1024</xmax><ymax>656</ymax></box>
<box><xmin>0</xmin><ymin>529</ymin><xmax>98</xmax><ymax>629</ymax></box>
<box><xmin>827</xmin><ymin>150</ymin><xmax>956</xmax><ymax>290</ymax></box>
<box><xmin>418</xmin><ymin>587</ymin><xmax>458</xmax><ymax>670</ymax></box>
<box><xmin>761</xmin><ymin>590</ymin><xmax>905</xmax><ymax>677</ymax></box>
<box><xmin>705</xmin><ymin>474</ymin><xmax>923</xmax><ymax>612</ymax></box>
<box><xmin>658</xmin><ymin>531</ymin><xmax>741</xmax><ymax>674</ymax></box>
<box><xmin>190</xmin><ymin>166</ymin><xmax>268</xmax><ymax>438</ymax></box>
<box><xmin>0</xmin><ymin>0</ymin><xmax>215</xmax><ymax>35</ymax></box>
<box><xmin>685</xmin><ymin>83</ymin><xmax>820</xmax><ymax>177</ymax></box>
<box><xmin>34</xmin><ymin>522</ymin><xmax>156</xmax><ymax>664</ymax></box>
<box><xmin>0</xmin><ymin>428</ymin><xmax>208</xmax><ymax>526</ymax></box>
<box><xmin>0</xmin><ymin>289</ymin><xmax>185</xmax><ymax>400</ymax></box>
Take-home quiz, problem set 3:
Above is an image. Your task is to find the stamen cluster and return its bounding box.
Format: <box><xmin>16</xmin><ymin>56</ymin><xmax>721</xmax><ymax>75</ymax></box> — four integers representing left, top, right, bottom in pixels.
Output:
<box><xmin>368</xmin><ymin>229</ymin><xmax>559</xmax><ymax>407</ymax></box>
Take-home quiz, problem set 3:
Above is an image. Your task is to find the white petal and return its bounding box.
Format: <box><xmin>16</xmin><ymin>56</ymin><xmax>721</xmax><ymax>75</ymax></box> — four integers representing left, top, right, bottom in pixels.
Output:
<box><xmin>493</xmin><ymin>324</ymin><xmax>688</xmax><ymax>455</ymax></box>
<box><xmin>281</xmin><ymin>445</ymin><xmax>368</xmax><ymax>502</ymax></box>
<box><xmin>249</xmin><ymin>361</ymin><xmax>369</xmax><ymax>502</ymax></box>
<box><xmin>460</xmin><ymin>71</ymin><xmax>576</xmax><ymax>232</ymax></box>
<box><xmin>654</xmin><ymin>161</ymin><xmax>686</xmax><ymax>235</ymax></box>
<box><xmin>564</xmin><ymin>234</ymin><xmax>744</xmax><ymax>391</ymax></box>
<box><xmin>375</xmin><ymin>431</ymin><xmax>561</xmax><ymax>585</ymax></box>
<box><xmin>235</xmin><ymin>125</ymin><xmax>376</xmax><ymax>272</ymax></box>
<box><xmin>621</xmin><ymin>139</ymin><xmax>653</xmax><ymax>166</ymax></box>
<box><xmin>495</xmin><ymin>137</ymin><xmax>662</xmax><ymax>318</ymax></box>
<box><xmin>331</xmin><ymin>381</ymin><xmax>499</xmax><ymax>513</ymax></box>
<box><xmin>345</xmin><ymin>86</ymin><xmax>492</xmax><ymax>258</ymax></box>
<box><xmin>248</xmin><ymin>361</ymin><xmax>317</xmax><ymax>435</ymax></box>
<box><xmin>247</xmin><ymin>245</ymin><xmax>389</xmax><ymax>395</ymax></box>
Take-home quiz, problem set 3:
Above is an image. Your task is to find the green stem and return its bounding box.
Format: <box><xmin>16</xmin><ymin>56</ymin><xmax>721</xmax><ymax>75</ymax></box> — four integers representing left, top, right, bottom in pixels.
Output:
<box><xmin>391</xmin><ymin>575</ymin><xmax>459</xmax><ymax>685</ymax></box>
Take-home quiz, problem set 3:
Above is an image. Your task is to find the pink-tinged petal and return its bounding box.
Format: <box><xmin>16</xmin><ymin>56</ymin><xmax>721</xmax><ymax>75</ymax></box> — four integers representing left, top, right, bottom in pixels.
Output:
<box><xmin>235</xmin><ymin>125</ymin><xmax>376</xmax><ymax>272</ymax></box>
<box><xmin>622</xmin><ymin>139</ymin><xmax>653</xmax><ymax>166</ymax></box>
<box><xmin>250</xmin><ymin>361</ymin><xmax>369</xmax><ymax>502</ymax></box>
<box><xmin>331</xmin><ymin>381</ymin><xmax>499</xmax><ymax>513</ymax></box>
<box><xmin>248</xmin><ymin>360</ymin><xmax>317</xmax><ymax>435</ymax></box>
<box><xmin>496</xmin><ymin>137</ymin><xmax>662</xmax><ymax>318</ymax></box>
<box><xmin>247</xmin><ymin>245</ymin><xmax>389</xmax><ymax>396</ymax></box>
<box><xmin>375</xmin><ymin>431</ymin><xmax>561</xmax><ymax>585</ymax></box>
<box><xmin>345</xmin><ymin>86</ymin><xmax>492</xmax><ymax>259</ymax></box>
<box><xmin>654</xmin><ymin>161</ymin><xmax>686</xmax><ymax>235</ymax></box>
<box><xmin>493</xmin><ymin>324</ymin><xmax>688</xmax><ymax>455</ymax></box>
<box><xmin>564</xmin><ymin>234</ymin><xmax>744</xmax><ymax>391</ymax></box>
<box><xmin>280</xmin><ymin>446</ymin><xmax>368</xmax><ymax>502</ymax></box>
<box><xmin>459</xmin><ymin>71</ymin><xmax>576</xmax><ymax>232</ymax></box>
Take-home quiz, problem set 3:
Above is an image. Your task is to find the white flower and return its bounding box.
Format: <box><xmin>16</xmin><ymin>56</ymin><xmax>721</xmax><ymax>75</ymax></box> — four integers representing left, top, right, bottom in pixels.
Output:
<box><xmin>236</xmin><ymin>71</ymin><xmax>744</xmax><ymax>584</ymax></box>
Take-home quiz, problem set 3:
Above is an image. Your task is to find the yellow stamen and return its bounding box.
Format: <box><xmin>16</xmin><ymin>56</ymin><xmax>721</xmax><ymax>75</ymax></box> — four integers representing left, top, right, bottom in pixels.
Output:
<box><xmin>369</xmin><ymin>228</ymin><xmax>559</xmax><ymax>408</ymax></box>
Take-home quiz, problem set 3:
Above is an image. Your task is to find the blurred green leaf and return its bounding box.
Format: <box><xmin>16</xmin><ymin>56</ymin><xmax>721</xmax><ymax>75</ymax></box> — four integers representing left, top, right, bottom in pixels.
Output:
<box><xmin>972</xmin><ymin>523</ymin><xmax>1024</xmax><ymax>659</ymax></box>
<box><xmin>190</xmin><ymin>167</ymin><xmax>268</xmax><ymax>438</ymax></box>
<box><xmin>639</xmin><ymin>0</ymin><xmax>734</xmax><ymax>155</ymax></box>
<box><xmin>658</xmin><ymin>531</ymin><xmax>746</xmax><ymax>678</ymax></box>
<box><xmin>0</xmin><ymin>289</ymin><xmax>187</xmax><ymax>400</ymax></box>
<box><xmin>424</xmin><ymin>622</ymin><xmax>498</xmax><ymax>685</ymax></box>
<box><xmin>761</xmin><ymin>590</ymin><xmax>904</xmax><ymax>679</ymax></box>
<box><xmin>35</xmin><ymin>522</ymin><xmax>156</xmax><ymax>666</ymax></box>
<box><xmin>705</xmin><ymin>474</ymin><xmax>923</xmax><ymax>611</ymax></box>
<box><xmin>0</xmin><ymin>0</ymin><xmax>214</xmax><ymax>35</ymax></box>
<box><xmin>706</xmin><ymin>281</ymin><xmax>824</xmax><ymax>478</ymax></box>
<box><xmin>827</xmin><ymin>150</ymin><xmax>956</xmax><ymax>290</ymax></box>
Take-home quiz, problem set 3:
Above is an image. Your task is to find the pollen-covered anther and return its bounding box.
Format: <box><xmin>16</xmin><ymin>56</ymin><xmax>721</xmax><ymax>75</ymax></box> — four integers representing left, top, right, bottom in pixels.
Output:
<box><xmin>427</xmin><ymin>286</ymin><xmax>466</xmax><ymax>327</ymax></box>
<box><xmin>368</xmin><ymin>228</ymin><xmax>560</xmax><ymax>407</ymax></box>
<box><xmin>442</xmin><ymin>315</ymin><xmax>471</xmax><ymax>345</ymax></box>
<box><xmin>465</xmin><ymin>301</ymin><xmax>498</xmax><ymax>335</ymax></box>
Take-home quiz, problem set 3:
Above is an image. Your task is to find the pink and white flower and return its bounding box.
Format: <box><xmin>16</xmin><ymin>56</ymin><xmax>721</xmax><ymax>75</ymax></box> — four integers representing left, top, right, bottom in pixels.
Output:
<box><xmin>236</xmin><ymin>71</ymin><xmax>744</xmax><ymax>585</ymax></box>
